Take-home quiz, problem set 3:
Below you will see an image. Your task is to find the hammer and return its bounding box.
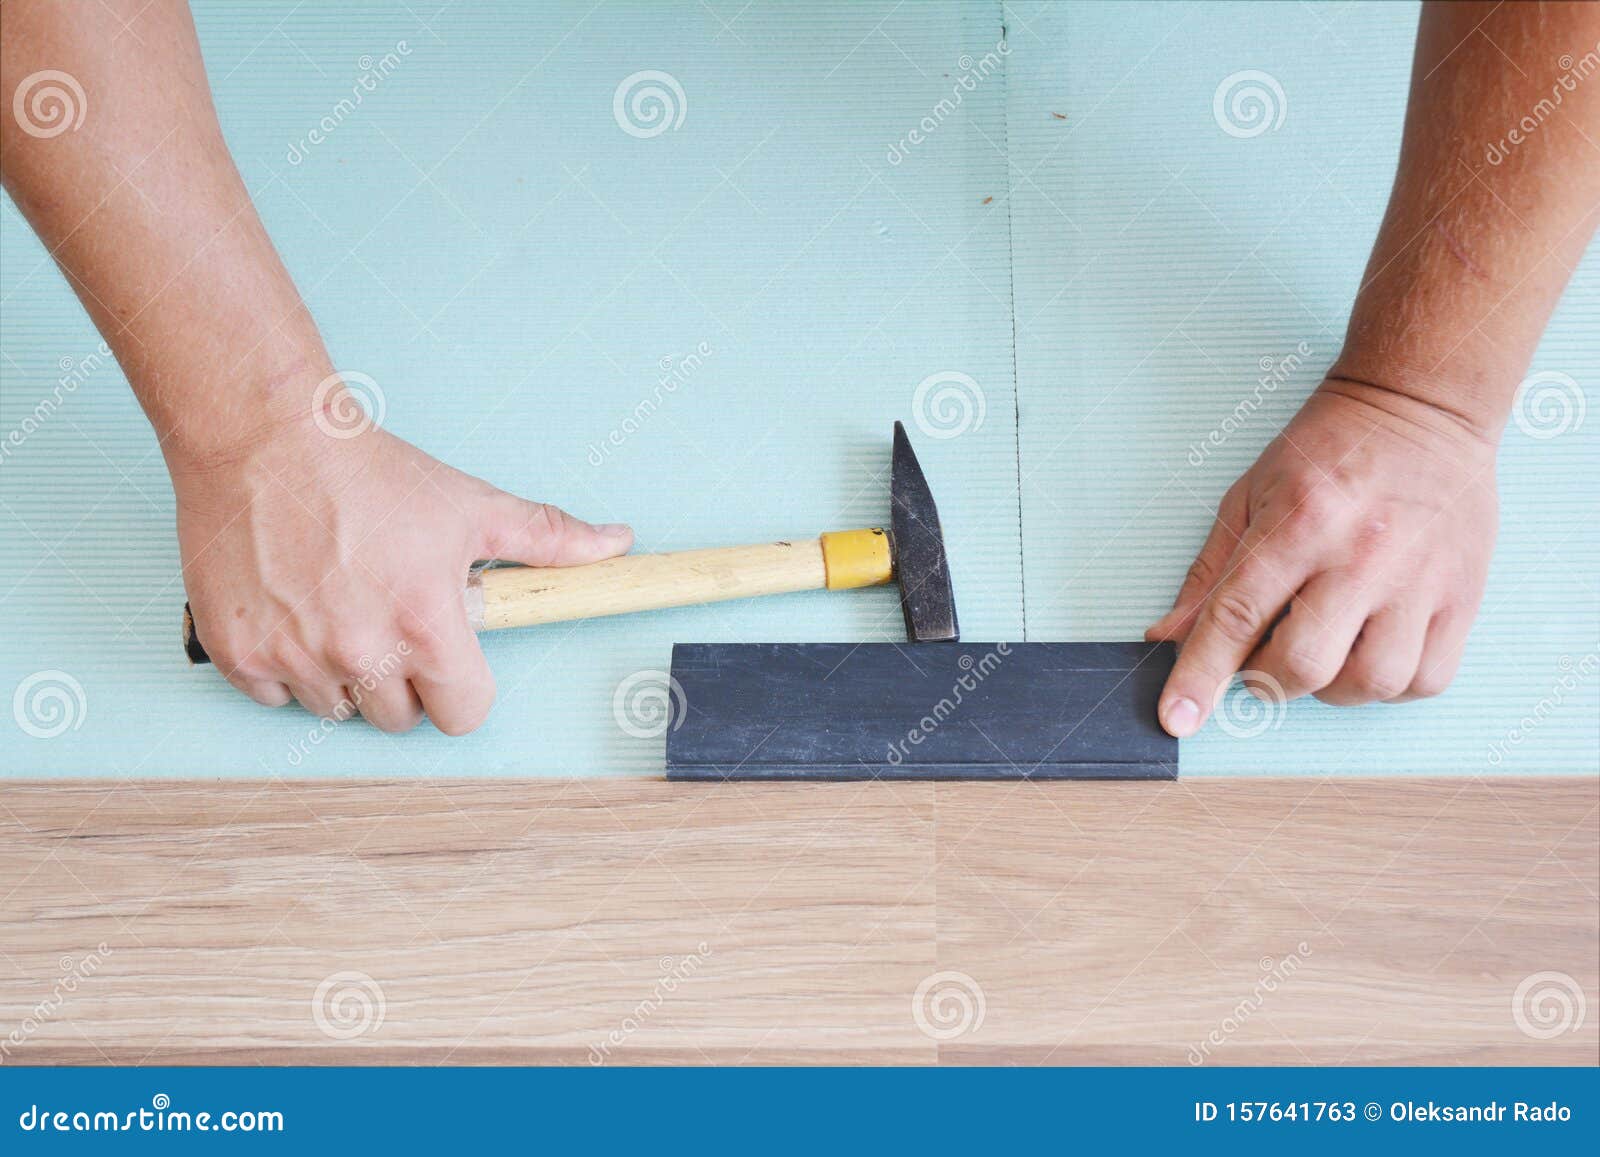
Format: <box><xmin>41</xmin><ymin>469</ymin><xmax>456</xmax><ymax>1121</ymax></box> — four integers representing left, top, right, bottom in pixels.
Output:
<box><xmin>182</xmin><ymin>421</ymin><xmax>957</xmax><ymax>662</ymax></box>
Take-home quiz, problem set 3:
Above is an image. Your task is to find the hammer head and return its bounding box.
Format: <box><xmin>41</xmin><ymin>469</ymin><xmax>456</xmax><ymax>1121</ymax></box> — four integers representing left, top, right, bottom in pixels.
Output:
<box><xmin>890</xmin><ymin>420</ymin><xmax>959</xmax><ymax>643</ymax></box>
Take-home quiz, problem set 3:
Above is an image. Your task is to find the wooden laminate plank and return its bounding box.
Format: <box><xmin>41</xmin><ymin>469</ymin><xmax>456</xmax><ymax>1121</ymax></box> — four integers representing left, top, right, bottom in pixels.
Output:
<box><xmin>0</xmin><ymin>777</ymin><xmax>1594</xmax><ymax>1065</ymax></box>
<box><xmin>933</xmin><ymin>778</ymin><xmax>1599</xmax><ymax>1065</ymax></box>
<box><xmin>0</xmin><ymin>779</ymin><xmax>940</xmax><ymax>1065</ymax></box>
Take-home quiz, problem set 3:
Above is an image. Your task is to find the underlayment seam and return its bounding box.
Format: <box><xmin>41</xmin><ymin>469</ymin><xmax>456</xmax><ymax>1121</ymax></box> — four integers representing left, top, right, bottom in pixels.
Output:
<box><xmin>997</xmin><ymin>1</ymin><xmax>1029</xmax><ymax>643</ymax></box>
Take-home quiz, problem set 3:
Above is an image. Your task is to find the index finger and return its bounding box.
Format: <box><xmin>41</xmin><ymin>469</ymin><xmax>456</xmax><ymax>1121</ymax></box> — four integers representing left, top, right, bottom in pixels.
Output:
<box><xmin>1157</xmin><ymin>543</ymin><xmax>1310</xmax><ymax>737</ymax></box>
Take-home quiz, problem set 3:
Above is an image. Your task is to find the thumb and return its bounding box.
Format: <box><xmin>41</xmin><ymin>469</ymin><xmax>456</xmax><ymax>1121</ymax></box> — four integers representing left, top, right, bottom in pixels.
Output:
<box><xmin>480</xmin><ymin>494</ymin><xmax>633</xmax><ymax>567</ymax></box>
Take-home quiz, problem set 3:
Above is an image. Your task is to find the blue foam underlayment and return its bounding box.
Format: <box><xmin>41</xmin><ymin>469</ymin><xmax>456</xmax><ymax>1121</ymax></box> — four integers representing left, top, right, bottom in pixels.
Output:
<box><xmin>0</xmin><ymin>1</ymin><xmax>1594</xmax><ymax>777</ymax></box>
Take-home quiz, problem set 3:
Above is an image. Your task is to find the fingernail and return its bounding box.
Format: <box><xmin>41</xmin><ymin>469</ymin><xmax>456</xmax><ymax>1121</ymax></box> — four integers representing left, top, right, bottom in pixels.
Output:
<box><xmin>596</xmin><ymin>523</ymin><xmax>632</xmax><ymax>537</ymax></box>
<box><xmin>1161</xmin><ymin>696</ymin><xmax>1202</xmax><ymax>738</ymax></box>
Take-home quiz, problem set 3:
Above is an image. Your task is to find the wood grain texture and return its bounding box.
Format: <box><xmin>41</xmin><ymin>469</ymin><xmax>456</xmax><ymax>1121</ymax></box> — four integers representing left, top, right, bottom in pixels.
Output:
<box><xmin>473</xmin><ymin>540</ymin><xmax>830</xmax><ymax>631</ymax></box>
<box><xmin>0</xmin><ymin>777</ymin><xmax>1595</xmax><ymax>1066</ymax></box>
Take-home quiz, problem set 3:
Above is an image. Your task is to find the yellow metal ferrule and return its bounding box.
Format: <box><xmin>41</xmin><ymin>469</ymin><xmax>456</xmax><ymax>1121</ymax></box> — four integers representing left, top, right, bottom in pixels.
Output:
<box><xmin>819</xmin><ymin>528</ymin><xmax>894</xmax><ymax>591</ymax></box>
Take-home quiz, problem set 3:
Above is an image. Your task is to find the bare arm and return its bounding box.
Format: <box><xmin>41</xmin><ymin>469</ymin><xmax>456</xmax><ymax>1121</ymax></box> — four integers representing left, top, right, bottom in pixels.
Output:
<box><xmin>1333</xmin><ymin>0</ymin><xmax>1600</xmax><ymax>436</ymax></box>
<box><xmin>2</xmin><ymin>0</ymin><xmax>631</xmax><ymax>732</ymax></box>
<box><xmin>1</xmin><ymin>0</ymin><xmax>322</xmax><ymax>461</ymax></box>
<box><xmin>1150</xmin><ymin>0</ymin><xmax>1600</xmax><ymax>734</ymax></box>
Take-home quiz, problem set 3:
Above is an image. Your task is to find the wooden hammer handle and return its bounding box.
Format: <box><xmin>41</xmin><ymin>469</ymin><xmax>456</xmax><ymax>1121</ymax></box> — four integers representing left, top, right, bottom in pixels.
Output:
<box><xmin>468</xmin><ymin>539</ymin><xmax>830</xmax><ymax>631</ymax></box>
<box><xmin>184</xmin><ymin>530</ymin><xmax>891</xmax><ymax>661</ymax></box>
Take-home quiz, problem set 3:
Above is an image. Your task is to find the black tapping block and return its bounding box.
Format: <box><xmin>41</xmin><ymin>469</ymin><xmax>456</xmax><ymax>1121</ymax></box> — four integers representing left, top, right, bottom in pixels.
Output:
<box><xmin>665</xmin><ymin>641</ymin><xmax>1177</xmax><ymax>781</ymax></box>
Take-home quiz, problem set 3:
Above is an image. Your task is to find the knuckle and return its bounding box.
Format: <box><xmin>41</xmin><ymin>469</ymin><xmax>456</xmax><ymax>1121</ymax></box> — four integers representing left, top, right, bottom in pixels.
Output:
<box><xmin>1354</xmin><ymin>515</ymin><xmax>1394</xmax><ymax>548</ymax></box>
<box><xmin>1356</xmin><ymin>668</ymin><xmax>1411</xmax><ymax>701</ymax></box>
<box><xmin>531</xmin><ymin>501</ymin><xmax>570</xmax><ymax>542</ymax></box>
<box><xmin>262</xmin><ymin>633</ymin><xmax>312</xmax><ymax>676</ymax></box>
<box><xmin>391</xmin><ymin>593</ymin><xmax>440</xmax><ymax>646</ymax></box>
<box><xmin>1281</xmin><ymin>648</ymin><xmax>1339</xmax><ymax>691</ymax></box>
<box><xmin>366</xmin><ymin>706</ymin><xmax>423</xmax><ymax>735</ymax></box>
<box><xmin>1274</xmin><ymin>483</ymin><xmax>1342</xmax><ymax>536</ymax></box>
<box><xmin>225</xmin><ymin>672</ymin><xmax>281</xmax><ymax>707</ymax></box>
<box><xmin>429</xmin><ymin>674</ymin><xmax>495</xmax><ymax>737</ymax></box>
<box><xmin>1347</xmin><ymin>517</ymin><xmax>1396</xmax><ymax>570</ymax></box>
<box><xmin>205</xmin><ymin>641</ymin><xmax>248</xmax><ymax>675</ymax></box>
<box><xmin>1407</xmin><ymin>669</ymin><xmax>1454</xmax><ymax>699</ymax></box>
<box><xmin>325</xmin><ymin>639</ymin><xmax>375</xmax><ymax>682</ymax></box>
<box><xmin>433</xmin><ymin>697</ymin><xmax>491</xmax><ymax>737</ymax></box>
<box><xmin>219</xmin><ymin>644</ymin><xmax>273</xmax><ymax>682</ymax></box>
<box><xmin>401</xmin><ymin>629</ymin><xmax>444</xmax><ymax>666</ymax></box>
<box><xmin>1183</xmin><ymin>557</ymin><xmax>1217</xmax><ymax>593</ymax></box>
<box><xmin>1284</xmin><ymin>475</ymin><xmax>1335</xmax><ymax>516</ymax></box>
<box><xmin>1204</xmin><ymin>590</ymin><xmax>1264</xmax><ymax>642</ymax></box>
<box><xmin>434</xmin><ymin>710</ymin><xmax>486</xmax><ymax>737</ymax></box>
<box><xmin>296</xmin><ymin>688</ymin><xmax>341</xmax><ymax>718</ymax></box>
<box><xmin>250</xmin><ymin>681</ymin><xmax>292</xmax><ymax>708</ymax></box>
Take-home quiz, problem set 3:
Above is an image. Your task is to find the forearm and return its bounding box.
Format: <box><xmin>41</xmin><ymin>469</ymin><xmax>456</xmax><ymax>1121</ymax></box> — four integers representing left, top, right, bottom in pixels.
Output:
<box><xmin>1</xmin><ymin>0</ymin><xmax>328</xmax><ymax>474</ymax></box>
<box><xmin>1330</xmin><ymin>0</ymin><xmax>1600</xmax><ymax>440</ymax></box>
